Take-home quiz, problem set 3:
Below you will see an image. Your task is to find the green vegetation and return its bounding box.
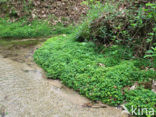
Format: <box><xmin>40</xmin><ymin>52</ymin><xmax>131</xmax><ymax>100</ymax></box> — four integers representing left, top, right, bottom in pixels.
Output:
<box><xmin>77</xmin><ymin>1</ymin><xmax>156</xmax><ymax>57</ymax></box>
<box><xmin>0</xmin><ymin>18</ymin><xmax>74</xmax><ymax>39</ymax></box>
<box><xmin>0</xmin><ymin>18</ymin><xmax>52</xmax><ymax>39</ymax></box>
<box><xmin>50</xmin><ymin>24</ymin><xmax>74</xmax><ymax>35</ymax></box>
<box><xmin>125</xmin><ymin>88</ymin><xmax>156</xmax><ymax>116</ymax></box>
<box><xmin>34</xmin><ymin>34</ymin><xmax>156</xmax><ymax>116</ymax></box>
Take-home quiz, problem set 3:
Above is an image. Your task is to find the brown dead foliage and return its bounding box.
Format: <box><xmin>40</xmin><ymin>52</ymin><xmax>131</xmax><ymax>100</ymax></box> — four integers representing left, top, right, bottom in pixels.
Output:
<box><xmin>0</xmin><ymin>0</ymin><xmax>88</xmax><ymax>25</ymax></box>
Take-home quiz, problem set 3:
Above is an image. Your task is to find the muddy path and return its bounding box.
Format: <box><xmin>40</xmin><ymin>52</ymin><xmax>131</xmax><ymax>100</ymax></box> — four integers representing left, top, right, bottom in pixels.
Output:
<box><xmin>0</xmin><ymin>39</ymin><xmax>127</xmax><ymax>117</ymax></box>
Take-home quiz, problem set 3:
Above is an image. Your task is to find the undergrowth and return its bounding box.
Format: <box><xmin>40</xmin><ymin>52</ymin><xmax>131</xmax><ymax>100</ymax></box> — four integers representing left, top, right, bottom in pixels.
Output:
<box><xmin>0</xmin><ymin>18</ymin><xmax>74</xmax><ymax>39</ymax></box>
<box><xmin>34</xmin><ymin>34</ymin><xmax>156</xmax><ymax>116</ymax></box>
<box><xmin>125</xmin><ymin>88</ymin><xmax>156</xmax><ymax>116</ymax></box>
<box><xmin>0</xmin><ymin>18</ymin><xmax>51</xmax><ymax>39</ymax></box>
<box><xmin>77</xmin><ymin>0</ymin><xmax>156</xmax><ymax>59</ymax></box>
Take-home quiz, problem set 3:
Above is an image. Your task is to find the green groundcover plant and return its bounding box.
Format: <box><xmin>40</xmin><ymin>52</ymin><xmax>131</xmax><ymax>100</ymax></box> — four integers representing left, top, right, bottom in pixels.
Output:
<box><xmin>125</xmin><ymin>88</ymin><xmax>156</xmax><ymax>116</ymax></box>
<box><xmin>34</xmin><ymin>34</ymin><xmax>156</xmax><ymax>116</ymax></box>
<box><xmin>0</xmin><ymin>18</ymin><xmax>74</xmax><ymax>39</ymax></box>
<box><xmin>0</xmin><ymin>18</ymin><xmax>52</xmax><ymax>39</ymax></box>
